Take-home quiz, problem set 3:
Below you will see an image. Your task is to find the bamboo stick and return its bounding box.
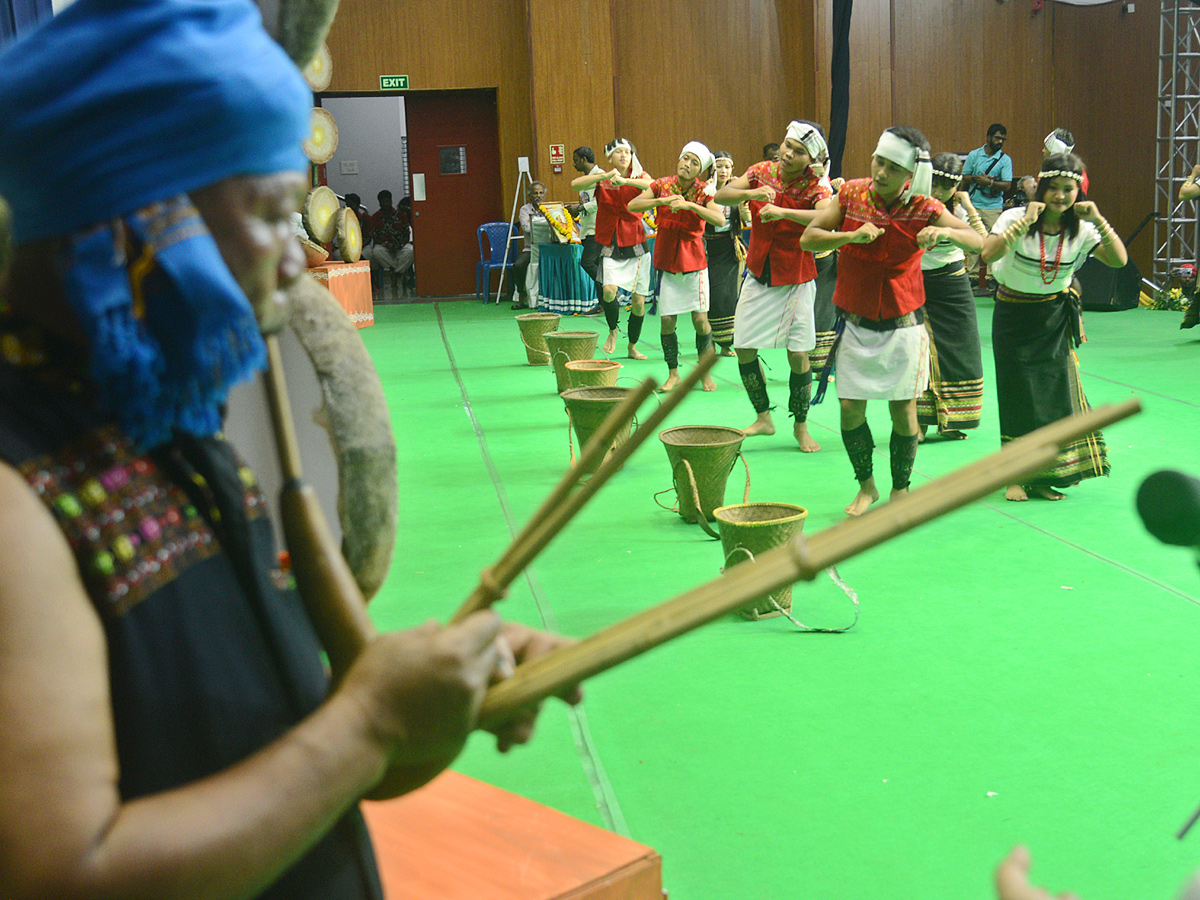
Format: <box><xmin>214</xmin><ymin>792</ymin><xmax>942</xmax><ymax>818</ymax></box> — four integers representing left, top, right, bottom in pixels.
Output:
<box><xmin>449</xmin><ymin>351</ymin><xmax>719</xmax><ymax>623</ymax></box>
<box><xmin>476</xmin><ymin>397</ymin><xmax>1141</xmax><ymax>727</ymax></box>
<box><xmin>263</xmin><ymin>336</ymin><xmax>377</xmax><ymax>678</ymax></box>
<box><xmin>451</xmin><ymin>377</ymin><xmax>657</xmax><ymax>620</ymax></box>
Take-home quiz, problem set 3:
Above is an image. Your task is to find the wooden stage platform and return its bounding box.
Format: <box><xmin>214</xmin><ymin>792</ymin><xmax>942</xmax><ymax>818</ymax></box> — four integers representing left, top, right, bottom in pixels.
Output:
<box><xmin>362</xmin><ymin>771</ymin><xmax>663</xmax><ymax>900</ymax></box>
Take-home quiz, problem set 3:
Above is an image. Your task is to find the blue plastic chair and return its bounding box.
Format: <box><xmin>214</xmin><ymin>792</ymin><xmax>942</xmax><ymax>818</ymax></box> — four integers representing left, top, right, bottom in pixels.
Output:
<box><xmin>477</xmin><ymin>222</ymin><xmax>518</xmax><ymax>303</ymax></box>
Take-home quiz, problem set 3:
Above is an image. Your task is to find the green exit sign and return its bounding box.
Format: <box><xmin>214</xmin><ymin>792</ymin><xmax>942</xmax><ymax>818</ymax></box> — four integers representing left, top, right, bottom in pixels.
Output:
<box><xmin>380</xmin><ymin>75</ymin><xmax>409</xmax><ymax>91</ymax></box>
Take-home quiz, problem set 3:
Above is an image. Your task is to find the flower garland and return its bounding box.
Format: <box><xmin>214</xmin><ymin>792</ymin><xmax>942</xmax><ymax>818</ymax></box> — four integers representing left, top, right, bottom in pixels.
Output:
<box><xmin>641</xmin><ymin>206</ymin><xmax>657</xmax><ymax>235</ymax></box>
<box><xmin>1150</xmin><ymin>285</ymin><xmax>1190</xmax><ymax>311</ymax></box>
<box><xmin>539</xmin><ymin>202</ymin><xmax>578</xmax><ymax>243</ymax></box>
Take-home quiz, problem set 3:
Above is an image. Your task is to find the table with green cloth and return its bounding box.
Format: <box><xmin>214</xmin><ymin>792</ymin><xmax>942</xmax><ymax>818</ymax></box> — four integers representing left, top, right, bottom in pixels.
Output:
<box><xmin>537</xmin><ymin>242</ymin><xmax>594</xmax><ymax>315</ymax></box>
<box><xmin>537</xmin><ymin>238</ymin><xmax>658</xmax><ymax>315</ymax></box>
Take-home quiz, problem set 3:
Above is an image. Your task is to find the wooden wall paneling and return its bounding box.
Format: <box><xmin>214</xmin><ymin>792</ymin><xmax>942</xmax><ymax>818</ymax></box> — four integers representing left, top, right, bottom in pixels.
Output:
<box><xmin>775</xmin><ymin>0</ymin><xmax>819</xmax><ymax>125</ymax></box>
<box><xmin>324</xmin><ymin>0</ymin><xmax>534</xmax><ymax>217</ymax></box>
<box><xmin>528</xmin><ymin>0</ymin><xmax>617</xmax><ymax>203</ymax></box>
<box><xmin>611</xmin><ymin>0</ymin><xmax>818</xmax><ymax>180</ymax></box>
<box><xmin>1051</xmin><ymin>2</ymin><xmax>1158</xmax><ymax>277</ymax></box>
<box><xmin>891</xmin><ymin>0</ymin><xmax>1052</xmax><ymax>175</ymax></box>
<box><xmin>817</xmin><ymin>0</ymin><xmax>893</xmax><ymax>183</ymax></box>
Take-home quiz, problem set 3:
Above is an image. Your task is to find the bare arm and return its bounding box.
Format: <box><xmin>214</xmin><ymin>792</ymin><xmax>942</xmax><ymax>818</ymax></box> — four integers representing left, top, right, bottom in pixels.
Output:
<box><xmin>625</xmin><ymin>186</ymin><xmax>660</xmax><ymax>214</ymax></box>
<box><xmin>570</xmin><ymin>169</ymin><xmax>615</xmax><ymax>191</ymax></box>
<box><xmin>715</xmin><ymin>173</ymin><xmax>774</xmax><ymax>206</ymax></box>
<box><xmin>1180</xmin><ymin>164</ymin><xmax>1200</xmax><ymax>201</ymax></box>
<box><xmin>699</xmin><ymin>198</ymin><xmax>727</xmax><ymax>228</ymax></box>
<box><xmin>613</xmin><ymin>173</ymin><xmax>653</xmax><ymax>191</ymax></box>
<box><xmin>981</xmin><ymin>204</ymin><xmax>1041</xmax><ymax>266</ymax></box>
<box><xmin>758</xmin><ymin>195</ymin><xmax>831</xmax><ymax>226</ymax></box>
<box><xmin>916</xmin><ymin>208</ymin><xmax>984</xmax><ymax>252</ymax></box>
<box><xmin>800</xmin><ymin>200</ymin><xmax>882</xmax><ymax>251</ymax></box>
<box><xmin>953</xmin><ymin>191</ymin><xmax>988</xmax><ymax>237</ymax></box>
<box><xmin>1075</xmin><ymin>201</ymin><xmax>1128</xmax><ymax>269</ymax></box>
<box><xmin>0</xmin><ymin>461</ymin><xmax>515</xmax><ymax>900</ymax></box>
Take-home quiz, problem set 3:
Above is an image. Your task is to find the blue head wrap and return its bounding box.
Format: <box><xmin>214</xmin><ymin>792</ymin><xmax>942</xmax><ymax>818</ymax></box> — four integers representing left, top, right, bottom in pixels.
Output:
<box><xmin>0</xmin><ymin>0</ymin><xmax>310</xmax><ymax>448</ymax></box>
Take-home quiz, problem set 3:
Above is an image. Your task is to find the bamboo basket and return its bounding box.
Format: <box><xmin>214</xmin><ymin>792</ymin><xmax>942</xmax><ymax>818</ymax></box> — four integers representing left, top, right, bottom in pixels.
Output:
<box><xmin>561</xmin><ymin>386</ymin><xmax>636</xmax><ymax>476</ymax></box>
<box><xmin>659</xmin><ymin>425</ymin><xmax>749</xmax><ymax>533</ymax></box>
<box><xmin>565</xmin><ymin>358</ymin><xmax>621</xmax><ymax>388</ymax></box>
<box><xmin>714</xmin><ymin>502</ymin><xmax>808</xmax><ymax>620</ymax></box>
<box><xmin>516</xmin><ymin>312</ymin><xmax>562</xmax><ymax>365</ymax></box>
<box><xmin>545</xmin><ymin>330</ymin><xmax>598</xmax><ymax>392</ymax></box>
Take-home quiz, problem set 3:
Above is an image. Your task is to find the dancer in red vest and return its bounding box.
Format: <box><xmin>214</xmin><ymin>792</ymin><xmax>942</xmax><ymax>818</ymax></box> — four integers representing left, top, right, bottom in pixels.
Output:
<box><xmin>628</xmin><ymin>141</ymin><xmax>725</xmax><ymax>391</ymax></box>
<box><xmin>571</xmin><ymin>138</ymin><xmax>653</xmax><ymax>358</ymax></box>
<box><xmin>715</xmin><ymin>120</ymin><xmax>832</xmax><ymax>452</ymax></box>
<box><xmin>803</xmin><ymin>126</ymin><xmax>982</xmax><ymax>516</ymax></box>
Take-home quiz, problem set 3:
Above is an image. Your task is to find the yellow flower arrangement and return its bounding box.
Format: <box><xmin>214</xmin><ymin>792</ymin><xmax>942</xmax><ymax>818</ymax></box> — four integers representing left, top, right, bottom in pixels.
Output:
<box><xmin>642</xmin><ymin>206</ymin><xmax>657</xmax><ymax>235</ymax></box>
<box><xmin>540</xmin><ymin>203</ymin><xmax>578</xmax><ymax>243</ymax></box>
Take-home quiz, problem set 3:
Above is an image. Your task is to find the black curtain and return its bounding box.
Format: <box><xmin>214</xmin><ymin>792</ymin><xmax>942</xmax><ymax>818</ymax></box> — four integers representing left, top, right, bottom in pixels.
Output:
<box><xmin>1</xmin><ymin>0</ymin><xmax>52</xmax><ymax>47</ymax></box>
<box><xmin>828</xmin><ymin>0</ymin><xmax>852</xmax><ymax>179</ymax></box>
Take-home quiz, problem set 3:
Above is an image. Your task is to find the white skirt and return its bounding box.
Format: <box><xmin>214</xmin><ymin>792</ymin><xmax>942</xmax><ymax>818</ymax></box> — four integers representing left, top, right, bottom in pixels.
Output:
<box><xmin>657</xmin><ymin>270</ymin><xmax>709</xmax><ymax>316</ymax></box>
<box><xmin>732</xmin><ymin>278</ymin><xmax>816</xmax><ymax>352</ymax></box>
<box><xmin>834</xmin><ymin>320</ymin><xmax>930</xmax><ymax>401</ymax></box>
<box><xmin>601</xmin><ymin>253</ymin><xmax>652</xmax><ymax>296</ymax></box>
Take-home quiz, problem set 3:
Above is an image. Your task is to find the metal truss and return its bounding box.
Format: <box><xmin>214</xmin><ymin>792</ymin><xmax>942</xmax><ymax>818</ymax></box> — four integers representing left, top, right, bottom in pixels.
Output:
<box><xmin>1155</xmin><ymin>0</ymin><xmax>1200</xmax><ymax>285</ymax></box>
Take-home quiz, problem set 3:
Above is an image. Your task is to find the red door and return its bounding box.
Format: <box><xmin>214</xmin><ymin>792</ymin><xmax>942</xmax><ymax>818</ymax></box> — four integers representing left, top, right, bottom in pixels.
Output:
<box><xmin>405</xmin><ymin>90</ymin><xmax>503</xmax><ymax>296</ymax></box>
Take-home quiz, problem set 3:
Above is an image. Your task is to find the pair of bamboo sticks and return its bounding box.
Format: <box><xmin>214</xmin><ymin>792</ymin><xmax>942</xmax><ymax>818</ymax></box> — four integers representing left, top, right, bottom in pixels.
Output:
<box><xmin>263</xmin><ymin>333</ymin><xmax>1141</xmax><ymax>736</ymax></box>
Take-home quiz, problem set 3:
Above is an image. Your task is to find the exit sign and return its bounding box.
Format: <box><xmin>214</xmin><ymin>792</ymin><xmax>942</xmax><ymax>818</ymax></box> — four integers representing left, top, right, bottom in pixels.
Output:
<box><xmin>379</xmin><ymin>75</ymin><xmax>409</xmax><ymax>90</ymax></box>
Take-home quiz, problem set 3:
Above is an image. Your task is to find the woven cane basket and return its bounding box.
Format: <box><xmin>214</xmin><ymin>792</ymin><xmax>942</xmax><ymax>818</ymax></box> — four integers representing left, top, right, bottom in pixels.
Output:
<box><xmin>565</xmin><ymin>358</ymin><xmax>621</xmax><ymax>388</ymax></box>
<box><xmin>516</xmin><ymin>313</ymin><xmax>562</xmax><ymax>365</ymax></box>
<box><xmin>560</xmin><ymin>385</ymin><xmax>635</xmax><ymax>476</ymax></box>
<box><xmin>659</xmin><ymin>425</ymin><xmax>748</xmax><ymax>526</ymax></box>
<box><xmin>713</xmin><ymin>502</ymin><xmax>808</xmax><ymax>620</ymax></box>
<box><xmin>544</xmin><ymin>330</ymin><xmax>598</xmax><ymax>392</ymax></box>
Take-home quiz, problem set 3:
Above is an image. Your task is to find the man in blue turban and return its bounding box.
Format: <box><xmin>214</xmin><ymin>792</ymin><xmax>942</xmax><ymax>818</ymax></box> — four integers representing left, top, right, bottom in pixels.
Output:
<box><xmin>0</xmin><ymin>4</ymin><xmax>573</xmax><ymax>899</ymax></box>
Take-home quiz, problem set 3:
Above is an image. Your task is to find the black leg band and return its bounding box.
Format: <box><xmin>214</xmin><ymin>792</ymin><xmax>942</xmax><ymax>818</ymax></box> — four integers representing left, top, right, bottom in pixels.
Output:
<box><xmin>602</xmin><ymin>298</ymin><xmax>621</xmax><ymax>331</ymax></box>
<box><xmin>662</xmin><ymin>331</ymin><xmax>679</xmax><ymax>369</ymax></box>
<box><xmin>889</xmin><ymin>431</ymin><xmax>919</xmax><ymax>492</ymax></box>
<box><xmin>788</xmin><ymin>369</ymin><xmax>813</xmax><ymax>422</ymax></box>
<box><xmin>695</xmin><ymin>330</ymin><xmax>714</xmax><ymax>359</ymax></box>
<box><xmin>738</xmin><ymin>360</ymin><xmax>771</xmax><ymax>414</ymax></box>
<box><xmin>842</xmin><ymin>421</ymin><xmax>874</xmax><ymax>484</ymax></box>
<box><xmin>627</xmin><ymin>312</ymin><xmax>645</xmax><ymax>345</ymax></box>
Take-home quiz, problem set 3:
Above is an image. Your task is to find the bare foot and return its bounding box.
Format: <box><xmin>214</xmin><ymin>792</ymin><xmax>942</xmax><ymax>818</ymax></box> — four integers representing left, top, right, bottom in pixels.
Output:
<box><xmin>938</xmin><ymin>429</ymin><xmax>968</xmax><ymax>441</ymax></box>
<box><xmin>889</xmin><ymin>487</ymin><xmax>909</xmax><ymax>503</ymax></box>
<box><xmin>742</xmin><ymin>411</ymin><xmax>775</xmax><ymax>437</ymax></box>
<box><xmin>602</xmin><ymin>330</ymin><xmax>617</xmax><ymax>355</ymax></box>
<box><xmin>1027</xmin><ymin>485</ymin><xmax>1066</xmax><ymax>501</ymax></box>
<box><xmin>701</xmin><ymin>374</ymin><xmax>717</xmax><ymax>391</ymax></box>
<box><xmin>845</xmin><ymin>483</ymin><xmax>880</xmax><ymax>516</ymax></box>
<box><xmin>659</xmin><ymin>372</ymin><xmax>680</xmax><ymax>393</ymax></box>
<box><xmin>1005</xmin><ymin>484</ymin><xmax>1029</xmax><ymax>502</ymax></box>
<box><xmin>917</xmin><ymin>425</ymin><xmax>927</xmax><ymax>444</ymax></box>
<box><xmin>721</xmin><ymin>347</ymin><xmax>737</xmax><ymax>357</ymax></box>
<box><xmin>628</xmin><ymin>343</ymin><xmax>648</xmax><ymax>360</ymax></box>
<box><xmin>794</xmin><ymin>421</ymin><xmax>820</xmax><ymax>452</ymax></box>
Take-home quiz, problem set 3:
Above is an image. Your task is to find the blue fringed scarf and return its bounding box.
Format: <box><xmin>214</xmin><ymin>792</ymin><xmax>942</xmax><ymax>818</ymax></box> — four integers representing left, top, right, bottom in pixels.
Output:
<box><xmin>59</xmin><ymin>196</ymin><xmax>266</xmax><ymax>449</ymax></box>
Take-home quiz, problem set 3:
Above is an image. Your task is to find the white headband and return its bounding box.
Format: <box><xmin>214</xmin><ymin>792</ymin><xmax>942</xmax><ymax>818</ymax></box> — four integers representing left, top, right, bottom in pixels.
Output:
<box><xmin>931</xmin><ymin>168</ymin><xmax>959</xmax><ymax>181</ymax></box>
<box><xmin>680</xmin><ymin>141</ymin><xmax>713</xmax><ymax>176</ymax></box>
<box><xmin>786</xmin><ymin>120</ymin><xmax>827</xmax><ymax>162</ymax></box>
<box><xmin>874</xmin><ymin>130</ymin><xmax>932</xmax><ymax>203</ymax></box>
<box><xmin>1044</xmin><ymin>131</ymin><xmax>1074</xmax><ymax>156</ymax></box>
<box><xmin>606</xmin><ymin>138</ymin><xmax>645</xmax><ymax>178</ymax></box>
<box><xmin>1039</xmin><ymin>169</ymin><xmax>1084</xmax><ymax>183</ymax></box>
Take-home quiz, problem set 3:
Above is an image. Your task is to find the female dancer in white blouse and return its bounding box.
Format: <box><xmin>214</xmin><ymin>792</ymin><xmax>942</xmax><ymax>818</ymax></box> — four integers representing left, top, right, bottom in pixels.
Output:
<box><xmin>980</xmin><ymin>153</ymin><xmax>1127</xmax><ymax>501</ymax></box>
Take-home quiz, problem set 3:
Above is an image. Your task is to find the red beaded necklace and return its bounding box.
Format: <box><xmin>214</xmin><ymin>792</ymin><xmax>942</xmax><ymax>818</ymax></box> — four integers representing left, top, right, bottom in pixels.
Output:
<box><xmin>1038</xmin><ymin>228</ymin><xmax>1065</xmax><ymax>285</ymax></box>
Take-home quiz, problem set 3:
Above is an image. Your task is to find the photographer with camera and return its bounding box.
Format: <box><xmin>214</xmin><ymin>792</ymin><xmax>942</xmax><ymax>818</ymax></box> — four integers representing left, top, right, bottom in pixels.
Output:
<box><xmin>962</xmin><ymin>124</ymin><xmax>1013</xmax><ymax>288</ymax></box>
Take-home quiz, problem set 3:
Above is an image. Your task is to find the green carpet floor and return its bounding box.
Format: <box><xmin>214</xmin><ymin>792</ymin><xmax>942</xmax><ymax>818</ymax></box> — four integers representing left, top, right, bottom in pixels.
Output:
<box><xmin>357</xmin><ymin>297</ymin><xmax>1200</xmax><ymax>900</ymax></box>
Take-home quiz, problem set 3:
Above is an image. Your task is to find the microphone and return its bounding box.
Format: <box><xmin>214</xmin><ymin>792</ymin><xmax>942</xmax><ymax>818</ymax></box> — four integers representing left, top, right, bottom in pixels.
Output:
<box><xmin>1136</xmin><ymin>470</ymin><xmax>1200</xmax><ymax>550</ymax></box>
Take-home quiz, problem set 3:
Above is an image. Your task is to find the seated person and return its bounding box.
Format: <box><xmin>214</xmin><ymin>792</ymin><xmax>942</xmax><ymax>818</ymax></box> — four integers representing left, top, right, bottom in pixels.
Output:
<box><xmin>361</xmin><ymin>189</ymin><xmax>413</xmax><ymax>297</ymax></box>
<box><xmin>503</xmin><ymin>180</ymin><xmax>547</xmax><ymax>309</ymax></box>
